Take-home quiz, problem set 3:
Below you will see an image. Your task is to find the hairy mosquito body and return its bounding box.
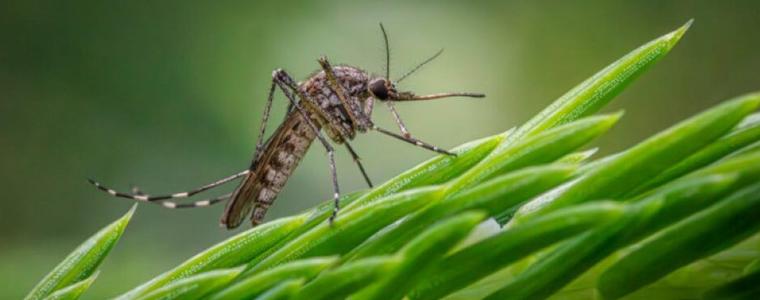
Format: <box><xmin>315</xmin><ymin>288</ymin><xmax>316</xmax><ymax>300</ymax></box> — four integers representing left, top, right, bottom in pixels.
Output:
<box><xmin>89</xmin><ymin>24</ymin><xmax>484</xmax><ymax>229</ymax></box>
<box><xmin>223</xmin><ymin>66</ymin><xmax>373</xmax><ymax>228</ymax></box>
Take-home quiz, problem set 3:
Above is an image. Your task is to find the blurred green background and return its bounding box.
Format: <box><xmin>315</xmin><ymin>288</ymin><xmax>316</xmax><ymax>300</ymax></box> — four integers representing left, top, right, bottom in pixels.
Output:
<box><xmin>1</xmin><ymin>1</ymin><xmax>759</xmax><ymax>298</ymax></box>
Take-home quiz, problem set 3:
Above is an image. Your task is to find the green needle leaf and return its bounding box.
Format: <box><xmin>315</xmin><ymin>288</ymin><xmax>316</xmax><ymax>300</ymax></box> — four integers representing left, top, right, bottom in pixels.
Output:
<box><xmin>135</xmin><ymin>267</ymin><xmax>243</xmax><ymax>300</ymax></box>
<box><xmin>351</xmin><ymin>212</ymin><xmax>487</xmax><ymax>300</ymax></box>
<box><xmin>253</xmin><ymin>278</ymin><xmax>304</xmax><ymax>300</ymax></box>
<box><xmin>294</xmin><ymin>257</ymin><xmax>399</xmax><ymax>300</ymax></box>
<box><xmin>633</xmin><ymin>97</ymin><xmax>760</xmax><ymax>194</ymax></box>
<box><xmin>343</xmin><ymin>131</ymin><xmax>505</xmax><ymax>212</ymax></box>
<box><xmin>41</xmin><ymin>272</ymin><xmax>98</xmax><ymax>300</ymax></box>
<box><xmin>447</xmin><ymin>112</ymin><xmax>621</xmax><ymax>192</ymax></box>
<box><xmin>25</xmin><ymin>205</ymin><xmax>135</xmax><ymax>300</ymax></box>
<box><xmin>207</xmin><ymin>257</ymin><xmax>336</xmax><ymax>300</ymax></box>
<box><xmin>598</xmin><ymin>183</ymin><xmax>760</xmax><ymax>299</ymax></box>
<box><xmin>410</xmin><ymin>202</ymin><xmax>625</xmax><ymax>300</ymax></box>
<box><xmin>345</xmin><ymin>164</ymin><xmax>576</xmax><ymax>261</ymax></box>
<box><xmin>247</xmin><ymin>186</ymin><xmax>442</xmax><ymax>273</ymax></box>
<box><xmin>493</xmin><ymin>174</ymin><xmax>741</xmax><ymax>299</ymax></box>
<box><xmin>117</xmin><ymin>214</ymin><xmax>308</xmax><ymax>299</ymax></box>
<box><xmin>511</xmin><ymin>19</ymin><xmax>691</xmax><ymax>142</ymax></box>
<box><xmin>702</xmin><ymin>266</ymin><xmax>760</xmax><ymax>300</ymax></box>
<box><xmin>519</xmin><ymin>93</ymin><xmax>760</xmax><ymax>220</ymax></box>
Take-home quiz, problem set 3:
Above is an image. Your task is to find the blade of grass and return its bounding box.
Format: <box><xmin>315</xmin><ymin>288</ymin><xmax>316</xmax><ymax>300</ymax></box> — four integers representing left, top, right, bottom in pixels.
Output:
<box><xmin>345</xmin><ymin>164</ymin><xmax>576</xmax><ymax>261</ymax></box>
<box><xmin>245</xmin><ymin>191</ymin><xmax>366</xmax><ymax>268</ymax></box>
<box><xmin>253</xmin><ymin>279</ymin><xmax>303</xmax><ymax>300</ymax></box>
<box><xmin>41</xmin><ymin>272</ymin><xmax>98</xmax><ymax>300</ymax></box>
<box><xmin>516</xmin><ymin>93</ymin><xmax>760</xmax><ymax>221</ymax></box>
<box><xmin>294</xmin><ymin>257</ymin><xmax>399</xmax><ymax>300</ymax></box>
<box><xmin>447</xmin><ymin>112</ymin><xmax>622</xmax><ymax>192</ymax></box>
<box><xmin>342</xmin><ymin>131</ymin><xmax>506</xmax><ymax>212</ymax></box>
<box><xmin>684</xmin><ymin>142</ymin><xmax>760</xmax><ymax>187</ymax></box>
<box><xmin>350</xmin><ymin>212</ymin><xmax>487</xmax><ymax>300</ymax></box>
<box><xmin>509</xmin><ymin>20</ymin><xmax>691</xmax><ymax>143</ymax></box>
<box><xmin>702</xmin><ymin>266</ymin><xmax>760</xmax><ymax>300</ymax></box>
<box><xmin>116</xmin><ymin>214</ymin><xmax>308</xmax><ymax>299</ymax></box>
<box><xmin>489</xmin><ymin>174</ymin><xmax>739</xmax><ymax>299</ymax></box>
<box><xmin>25</xmin><ymin>205</ymin><xmax>135</xmax><ymax>300</ymax></box>
<box><xmin>557</xmin><ymin>148</ymin><xmax>598</xmax><ymax>164</ymax></box>
<box><xmin>206</xmin><ymin>257</ymin><xmax>336</xmax><ymax>300</ymax></box>
<box><xmin>598</xmin><ymin>183</ymin><xmax>760</xmax><ymax>299</ymax></box>
<box><xmin>410</xmin><ymin>202</ymin><xmax>626</xmax><ymax>300</ymax></box>
<box><xmin>745</xmin><ymin>259</ymin><xmax>760</xmax><ymax>274</ymax></box>
<box><xmin>135</xmin><ymin>267</ymin><xmax>243</xmax><ymax>300</ymax></box>
<box><xmin>633</xmin><ymin>107</ymin><xmax>760</xmax><ymax>194</ymax></box>
<box><xmin>726</xmin><ymin>140</ymin><xmax>760</xmax><ymax>159</ymax></box>
<box><xmin>246</xmin><ymin>186</ymin><xmax>442</xmax><ymax>274</ymax></box>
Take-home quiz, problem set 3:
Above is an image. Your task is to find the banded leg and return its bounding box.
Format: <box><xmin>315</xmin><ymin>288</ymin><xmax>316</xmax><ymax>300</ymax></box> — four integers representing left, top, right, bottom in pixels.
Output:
<box><xmin>272</xmin><ymin>69</ymin><xmax>342</xmax><ymax>224</ymax></box>
<box><xmin>161</xmin><ymin>193</ymin><xmax>232</xmax><ymax>209</ymax></box>
<box><xmin>126</xmin><ymin>184</ymin><xmax>230</xmax><ymax>208</ymax></box>
<box><xmin>88</xmin><ymin>170</ymin><xmax>249</xmax><ymax>202</ymax></box>
<box><xmin>385</xmin><ymin>101</ymin><xmax>412</xmax><ymax>138</ymax></box>
<box><xmin>374</xmin><ymin>102</ymin><xmax>454</xmax><ymax>156</ymax></box>
<box><xmin>372</xmin><ymin>125</ymin><xmax>455</xmax><ymax>156</ymax></box>
<box><xmin>253</xmin><ymin>81</ymin><xmax>277</xmax><ymax>163</ymax></box>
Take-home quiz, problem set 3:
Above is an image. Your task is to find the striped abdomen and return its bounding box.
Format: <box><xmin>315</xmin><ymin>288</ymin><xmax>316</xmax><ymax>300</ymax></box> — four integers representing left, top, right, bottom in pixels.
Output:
<box><xmin>221</xmin><ymin>109</ymin><xmax>319</xmax><ymax>228</ymax></box>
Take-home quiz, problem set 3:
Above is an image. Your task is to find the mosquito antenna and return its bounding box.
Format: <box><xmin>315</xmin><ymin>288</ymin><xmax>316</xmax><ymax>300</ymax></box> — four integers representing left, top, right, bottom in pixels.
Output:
<box><xmin>379</xmin><ymin>23</ymin><xmax>391</xmax><ymax>79</ymax></box>
<box><xmin>396</xmin><ymin>48</ymin><xmax>444</xmax><ymax>83</ymax></box>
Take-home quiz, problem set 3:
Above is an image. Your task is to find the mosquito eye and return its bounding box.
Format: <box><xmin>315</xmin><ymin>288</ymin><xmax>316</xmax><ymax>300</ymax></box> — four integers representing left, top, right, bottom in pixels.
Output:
<box><xmin>369</xmin><ymin>79</ymin><xmax>389</xmax><ymax>100</ymax></box>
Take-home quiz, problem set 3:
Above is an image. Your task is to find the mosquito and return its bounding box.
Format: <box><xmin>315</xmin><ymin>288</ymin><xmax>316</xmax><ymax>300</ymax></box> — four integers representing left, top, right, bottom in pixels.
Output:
<box><xmin>89</xmin><ymin>24</ymin><xmax>485</xmax><ymax>229</ymax></box>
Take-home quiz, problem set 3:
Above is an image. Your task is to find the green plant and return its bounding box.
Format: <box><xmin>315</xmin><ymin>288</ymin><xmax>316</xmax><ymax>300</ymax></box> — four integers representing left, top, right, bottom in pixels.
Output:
<box><xmin>26</xmin><ymin>20</ymin><xmax>760</xmax><ymax>299</ymax></box>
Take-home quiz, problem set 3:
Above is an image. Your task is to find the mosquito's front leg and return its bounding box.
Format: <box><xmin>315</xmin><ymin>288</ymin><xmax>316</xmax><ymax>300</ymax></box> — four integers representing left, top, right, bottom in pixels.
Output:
<box><xmin>384</xmin><ymin>100</ymin><xmax>411</xmax><ymax>137</ymax></box>
<box><xmin>318</xmin><ymin>56</ymin><xmax>373</xmax><ymax>188</ymax></box>
<box><xmin>372</xmin><ymin>125</ymin><xmax>455</xmax><ymax>156</ymax></box>
<box><xmin>272</xmin><ymin>69</ymin><xmax>343</xmax><ymax>224</ymax></box>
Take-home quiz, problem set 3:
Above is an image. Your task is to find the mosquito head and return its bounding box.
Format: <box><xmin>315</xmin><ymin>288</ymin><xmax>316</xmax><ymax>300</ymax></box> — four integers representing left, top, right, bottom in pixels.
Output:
<box><xmin>368</xmin><ymin>76</ymin><xmax>484</xmax><ymax>102</ymax></box>
<box><xmin>368</xmin><ymin>77</ymin><xmax>396</xmax><ymax>100</ymax></box>
<box><xmin>372</xmin><ymin>23</ymin><xmax>485</xmax><ymax>103</ymax></box>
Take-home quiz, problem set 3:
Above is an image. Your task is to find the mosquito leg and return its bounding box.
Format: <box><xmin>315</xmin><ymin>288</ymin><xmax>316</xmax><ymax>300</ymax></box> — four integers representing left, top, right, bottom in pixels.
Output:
<box><xmin>272</xmin><ymin>69</ymin><xmax>342</xmax><ymax>224</ymax></box>
<box><xmin>372</xmin><ymin>125</ymin><xmax>455</xmax><ymax>156</ymax></box>
<box><xmin>377</xmin><ymin>104</ymin><xmax>454</xmax><ymax>155</ymax></box>
<box><xmin>345</xmin><ymin>142</ymin><xmax>373</xmax><ymax>188</ymax></box>
<box><xmin>130</xmin><ymin>185</ymin><xmax>145</xmax><ymax>196</ymax></box>
<box><xmin>252</xmin><ymin>81</ymin><xmax>277</xmax><ymax>163</ymax></box>
<box><xmin>385</xmin><ymin>101</ymin><xmax>412</xmax><ymax>138</ymax></box>
<box><xmin>88</xmin><ymin>170</ymin><xmax>249</xmax><ymax>202</ymax></box>
<box><xmin>317</xmin><ymin>56</ymin><xmax>377</xmax><ymax>189</ymax></box>
<box><xmin>161</xmin><ymin>193</ymin><xmax>232</xmax><ymax>209</ymax></box>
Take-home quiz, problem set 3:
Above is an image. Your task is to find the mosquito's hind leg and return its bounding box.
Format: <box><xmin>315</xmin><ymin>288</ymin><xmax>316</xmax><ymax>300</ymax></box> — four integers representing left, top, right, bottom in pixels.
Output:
<box><xmin>272</xmin><ymin>69</ymin><xmax>342</xmax><ymax>225</ymax></box>
<box><xmin>88</xmin><ymin>170</ymin><xmax>249</xmax><ymax>203</ymax></box>
<box><xmin>161</xmin><ymin>193</ymin><xmax>232</xmax><ymax>209</ymax></box>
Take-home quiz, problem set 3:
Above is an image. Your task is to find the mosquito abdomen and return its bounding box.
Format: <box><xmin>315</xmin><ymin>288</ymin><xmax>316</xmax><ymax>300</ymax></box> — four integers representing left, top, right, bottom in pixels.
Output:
<box><xmin>221</xmin><ymin>110</ymin><xmax>319</xmax><ymax>228</ymax></box>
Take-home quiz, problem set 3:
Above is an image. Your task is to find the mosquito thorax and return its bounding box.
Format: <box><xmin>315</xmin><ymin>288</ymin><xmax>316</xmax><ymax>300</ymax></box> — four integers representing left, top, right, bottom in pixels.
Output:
<box><xmin>298</xmin><ymin>65</ymin><xmax>376</xmax><ymax>140</ymax></box>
